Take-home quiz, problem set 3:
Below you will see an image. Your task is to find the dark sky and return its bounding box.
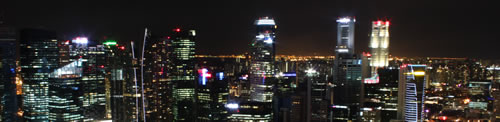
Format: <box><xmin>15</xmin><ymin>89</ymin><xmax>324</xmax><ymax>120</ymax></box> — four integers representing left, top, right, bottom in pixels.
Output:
<box><xmin>1</xmin><ymin>0</ymin><xmax>499</xmax><ymax>58</ymax></box>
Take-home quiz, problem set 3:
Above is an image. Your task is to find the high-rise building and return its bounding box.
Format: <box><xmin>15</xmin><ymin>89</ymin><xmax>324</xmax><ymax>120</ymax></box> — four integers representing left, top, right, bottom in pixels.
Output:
<box><xmin>397</xmin><ymin>64</ymin><xmax>427</xmax><ymax>122</ymax></box>
<box><xmin>249</xmin><ymin>17</ymin><xmax>276</xmax><ymax>103</ymax></box>
<box><xmin>20</xmin><ymin>29</ymin><xmax>59</xmax><ymax>121</ymax></box>
<box><xmin>142</xmin><ymin>32</ymin><xmax>173</xmax><ymax>121</ymax></box>
<box><xmin>68</xmin><ymin>37</ymin><xmax>107</xmax><ymax>121</ymax></box>
<box><xmin>361</xmin><ymin>67</ymin><xmax>399</xmax><ymax>122</ymax></box>
<box><xmin>168</xmin><ymin>28</ymin><xmax>196</xmax><ymax>122</ymax></box>
<box><xmin>332</xmin><ymin>16</ymin><xmax>364</xmax><ymax>121</ymax></box>
<box><xmin>48</xmin><ymin>59</ymin><xmax>84</xmax><ymax>121</ymax></box>
<box><xmin>335</xmin><ymin>17</ymin><xmax>356</xmax><ymax>58</ymax></box>
<box><xmin>332</xmin><ymin>56</ymin><xmax>364</xmax><ymax>121</ymax></box>
<box><xmin>196</xmin><ymin>67</ymin><xmax>228</xmax><ymax>121</ymax></box>
<box><xmin>102</xmin><ymin>40</ymin><xmax>134</xmax><ymax>121</ymax></box>
<box><xmin>0</xmin><ymin>26</ymin><xmax>19</xmax><ymax>122</ymax></box>
<box><xmin>369</xmin><ymin>20</ymin><xmax>390</xmax><ymax>69</ymax></box>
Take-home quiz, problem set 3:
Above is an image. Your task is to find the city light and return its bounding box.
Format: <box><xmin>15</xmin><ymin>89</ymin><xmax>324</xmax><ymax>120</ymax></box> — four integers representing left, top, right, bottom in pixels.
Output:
<box><xmin>413</xmin><ymin>71</ymin><xmax>425</xmax><ymax>76</ymax></box>
<box><xmin>198</xmin><ymin>68</ymin><xmax>211</xmax><ymax>85</ymax></box>
<box><xmin>264</xmin><ymin>37</ymin><xmax>273</xmax><ymax>44</ymax></box>
<box><xmin>72</xmin><ymin>37</ymin><xmax>88</xmax><ymax>44</ymax></box>
<box><xmin>256</xmin><ymin>19</ymin><xmax>275</xmax><ymax>25</ymax></box>
<box><xmin>103</xmin><ymin>40</ymin><xmax>117</xmax><ymax>46</ymax></box>
<box><xmin>336</xmin><ymin>17</ymin><xmax>353</xmax><ymax>23</ymax></box>
<box><xmin>226</xmin><ymin>103</ymin><xmax>239</xmax><ymax>109</ymax></box>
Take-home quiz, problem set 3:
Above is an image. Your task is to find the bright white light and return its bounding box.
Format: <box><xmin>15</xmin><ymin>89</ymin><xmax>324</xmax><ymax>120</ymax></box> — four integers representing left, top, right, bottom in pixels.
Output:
<box><xmin>336</xmin><ymin>49</ymin><xmax>348</xmax><ymax>53</ymax></box>
<box><xmin>305</xmin><ymin>68</ymin><xmax>316</xmax><ymax>74</ymax></box>
<box><xmin>256</xmin><ymin>19</ymin><xmax>275</xmax><ymax>25</ymax></box>
<box><xmin>336</xmin><ymin>18</ymin><xmax>352</xmax><ymax>23</ymax></box>
<box><xmin>331</xmin><ymin>105</ymin><xmax>348</xmax><ymax>109</ymax></box>
<box><xmin>73</xmin><ymin>37</ymin><xmax>88</xmax><ymax>44</ymax></box>
<box><xmin>256</xmin><ymin>34</ymin><xmax>265</xmax><ymax>39</ymax></box>
<box><xmin>226</xmin><ymin>103</ymin><xmax>239</xmax><ymax>109</ymax></box>
<box><xmin>264</xmin><ymin>38</ymin><xmax>273</xmax><ymax>44</ymax></box>
<box><xmin>72</xmin><ymin>37</ymin><xmax>88</xmax><ymax>44</ymax></box>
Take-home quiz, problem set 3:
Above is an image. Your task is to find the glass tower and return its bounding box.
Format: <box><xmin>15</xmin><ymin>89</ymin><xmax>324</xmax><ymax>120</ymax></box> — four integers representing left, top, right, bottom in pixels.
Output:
<box><xmin>397</xmin><ymin>64</ymin><xmax>427</xmax><ymax>122</ymax></box>
<box><xmin>48</xmin><ymin>59</ymin><xmax>84</xmax><ymax>121</ymax></box>
<box><xmin>168</xmin><ymin>28</ymin><xmax>196</xmax><ymax>122</ymax></box>
<box><xmin>250</xmin><ymin>17</ymin><xmax>276</xmax><ymax>102</ymax></box>
<box><xmin>335</xmin><ymin>17</ymin><xmax>356</xmax><ymax>58</ymax></box>
<box><xmin>20</xmin><ymin>29</ymin><xmax>59</xmax><ymax>121</ymax></box>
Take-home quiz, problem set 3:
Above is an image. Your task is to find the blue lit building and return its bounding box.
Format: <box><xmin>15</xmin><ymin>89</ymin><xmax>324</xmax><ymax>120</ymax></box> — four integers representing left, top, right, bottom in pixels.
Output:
<box><xmin>397</xmin><ymin>64</ymin><xmax>427</xmax><ymax>122</ymax></box>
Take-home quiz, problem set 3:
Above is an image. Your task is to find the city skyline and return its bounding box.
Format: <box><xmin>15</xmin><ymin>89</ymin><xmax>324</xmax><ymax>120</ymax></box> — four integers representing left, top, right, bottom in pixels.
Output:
<box><xmin>1</xmin><ymin>0</ymin><xmax>499</xmax><ymax>58</ymax></box>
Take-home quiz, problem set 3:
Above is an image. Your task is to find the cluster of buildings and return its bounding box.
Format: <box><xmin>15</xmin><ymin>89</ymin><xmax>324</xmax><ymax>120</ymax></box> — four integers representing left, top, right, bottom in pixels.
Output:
<box><xmin>1</xmin><ymin>16</ymin><xmax>500</xmax><ymax>122</ymax></box>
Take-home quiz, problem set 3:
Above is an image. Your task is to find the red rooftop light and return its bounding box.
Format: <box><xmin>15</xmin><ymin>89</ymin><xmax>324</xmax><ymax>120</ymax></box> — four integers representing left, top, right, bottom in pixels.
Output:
<box><xmin>175</xmin><ymin>28</ymin><xmax>181</xmax><ymax>32</ymax></box>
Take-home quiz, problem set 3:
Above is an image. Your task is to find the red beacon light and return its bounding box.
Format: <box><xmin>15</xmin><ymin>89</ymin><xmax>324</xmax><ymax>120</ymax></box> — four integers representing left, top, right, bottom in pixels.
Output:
<box><xmin>175</xmin><ymin>28</ymin><xmax>181</xmax><ymax>32</ymax></box>
<box><xmin>385</xmin><ymin>21</ymin><xmax>390</xmax><ymax>25</ymax></box>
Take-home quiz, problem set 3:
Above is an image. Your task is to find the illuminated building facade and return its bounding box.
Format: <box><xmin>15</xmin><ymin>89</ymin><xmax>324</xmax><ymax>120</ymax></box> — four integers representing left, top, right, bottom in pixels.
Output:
<box><xmin>196</xmin><ymin>67</ymin><xmax>228</xmax><ymax>121</ymax></box>
<box><xmin>227</xmin><ymin>102</ymin><xmax>273</xmax><ymax>122</ymax></box>
<box><xmin>102</xmin><ymin>40</ymin><xmax>134</xmax><ymax>121</ymax></box>
<box><xmin>0</xmin><ymin>26</ymin><xmax>19</xmax><ymax>122</ymax></box>
<box><xmin>142</xmin><ymin>33</ymin><xmax>173</xmax><ymax>121</ymax></box>
<box><xmin>48</xmin><ymin>59</ymin><xmax>84</xmax><ymax>121</ymax></box>
<box><xmin>68</xmin><ymin>37</ymin><xmax>107</xmax><ymax>121</ymax></box>
<box><xmin>20</xmin><ymin>29</ymin><xmax>59</xmax><ymax>121</ymax></box>
<box><xmin>332</xmin><ymin>57</ymin><xmax>363</xmax><ymax>121</ymax></box>
<box><xmin>369</xmin><ymin>20</ymin><xmax>390</xmax><ymax>68</ymax></box>
<box><xmin>361</xmin><ymin>67</ymin><xmax>399</xmax><ymax>122</ymax></box>
<box><xmin>168</xmin><ymin>28</ymin><xmax>197</xmax><ymax>122</ymax></box>
<box><xmin>397</xmin><ymin>64</ymin><xmax>427</xmax><ymax>122</ymax></box>
<box><xmin>249</xmin><ymin>17</ymin><xmax>276</xmax><ymax>103</ymax></box>
<box><xmin>335</xmin><ymin>17</ymin><xmax>356</xmax><ymax>58</ymax></box>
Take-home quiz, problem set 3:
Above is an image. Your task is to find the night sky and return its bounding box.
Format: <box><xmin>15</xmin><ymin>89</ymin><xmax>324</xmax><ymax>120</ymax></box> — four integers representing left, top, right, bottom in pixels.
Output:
<box><xmin>1</xmin><ymin>0</ymin><xmax>499</xmax><ymax>58</ymax></box>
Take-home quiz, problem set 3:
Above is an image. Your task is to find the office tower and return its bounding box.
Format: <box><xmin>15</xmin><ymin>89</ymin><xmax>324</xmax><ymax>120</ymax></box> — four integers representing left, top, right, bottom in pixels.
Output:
<box><xmin>142</xmin><ymin>33</ymin><xmax>173</xmax><ymax>121</ymax></box>
<box><xmin>20</xmin><ymin>29</ymin><xmax>59</xmax><ymax>121</ymax></box>
<box><xmin>369</xmin><ymin>20</ymin><xmax>390</xmax><ymax>69</ymax></box>
<box><xmin>196</xmin><ymin>67</ymin><xmax>228</xmax><ymax>121</ymax></box>
<box><xmin>335</xmin><ymin>17</ymin><xmax>356</xmax><ymax>58</ymax></box>
<box><xmin>397</xmin><ymin>64</ymin><xmax>427</xmax><ymax>122</ymax></box>
<box><xmin>332</xmin><ymin>56</ymin><xmax>363</xmax><ymax>121</ymax></box>
<box><xmin>103</xmin><ymin>40</ymin><xmax>134</xmax><ymax>121</ymax></box>
<box><xmin>249</xmin><ymin>17</ymin><xmax>276</xmax><ymax>103</ymax></box>
<box><xmin>168</xmin><ymin>28</ymin><xmax>196</xmax><ymax>122</ymax></box>
<box><xmin>332</xmin><ymin>16</ymin><xmax>362</xmax><ymax>121</ymax></box>
<box><xmin>274</xmin><ymin>72</ymin><xmax>296</xmax><ymax>122</ymax></box>
<box><xmin>48</xmin><ymin>59</ymin><xmax>84</xmax><ymax>121</ymax></box>
<box><xmin>361</xmin><ymin>67</ymin><xmax>399</xmax><ymax>122</ymax></box>
<box><xmin>68</xmin><ymin>37</ymin><xmax>107</xmax><ymax>121</ymax></box>
<box><xmin>304</xmin><ymin>68</ymin><xmax>329</xmax><ymax>122</ymax></box>
<box><xmin>227</xmin><ymin>102</ymin><xmax>273</xmax><ymax>121</ymax></box>
<box><xmin>0</xmin><ymin>26</ymin><xmax>18</xmax><ymax>122</ymax></box>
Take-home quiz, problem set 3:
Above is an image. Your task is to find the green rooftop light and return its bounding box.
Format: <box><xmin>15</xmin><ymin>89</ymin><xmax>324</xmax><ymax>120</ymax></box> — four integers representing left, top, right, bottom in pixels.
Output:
<box><xmin>103</xmin><ymin>40</ymin><xmax>117</xmax><ymax>46</ymax></box>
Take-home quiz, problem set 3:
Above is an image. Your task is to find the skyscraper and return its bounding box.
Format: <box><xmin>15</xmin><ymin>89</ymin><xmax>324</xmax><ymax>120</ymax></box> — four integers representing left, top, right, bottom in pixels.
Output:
<box><xmin>168</xmin><ymin>28</ymin><xmax>196</xmax><ymax>122</ymax></box>
<box><xmin>0</xmin><ymin>26</ymin><xmax>18</xmax><ymax>122</ymax></box>
<box><xmin>335</xmin><ymin>17</ymin><xmax>356</xmax><ymax>58</ymax></box>
<box><xmin>142</xmin><ymin>32</ymin><xmax>173</xmax><ymax>121</ymax></box>
<box><xmin>249</xmin><ymin>17</ymin><xmax>276</xmax><ymax>103</ymax></box>
<box><xmin>332</xmin><ymin>16</ymin><xmax>363</xmax><ymax>122</ymax></box>
<box><xmin>102</xmin><ymin>40</ymin><xmax>133</xmax><ymax>121</ymax></box>
<box><xmin>397</xmin><ymin>64</ymin><xmax>427</xmax><ymax>122</ymax></box>
<box><xmin>20</xmin><ymin>29</ymin><xmax>59</xmax><ymax>121</ymax></box>
<box><xmin>48</xmin><ymin>59</ymin><xmax>84</xmax><ymax>121</ymax></box>
<box><xmin>369</xmin><ymin>20</ymin><xmax>390</xmax><ymax>68</ymax></box>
